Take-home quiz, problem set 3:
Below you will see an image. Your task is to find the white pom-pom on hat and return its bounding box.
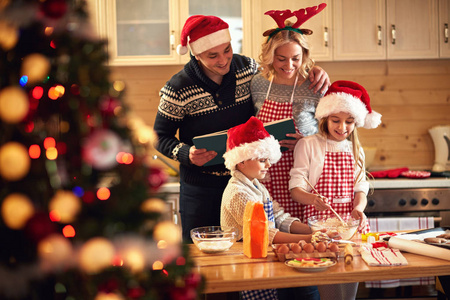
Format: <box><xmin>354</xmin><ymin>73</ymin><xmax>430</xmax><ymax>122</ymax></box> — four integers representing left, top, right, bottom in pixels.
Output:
<box><xmin>315</xmin><ymin>80</ymin><xmax>382</xmax><ymax>129</ymax></box>
<box><xmin>177</xmin><ymin>15</ymin><xmax>231</xmax><ymax>55</ymax></box>
<box><xmin>223</xmin><ymin>117</ymin><xmax>281</xmax><ymax>171</ymax></box>
<box><xmin>176</xmin><ymin>44</ymin><xmax>188</xmax><ymax>55</ymax></box>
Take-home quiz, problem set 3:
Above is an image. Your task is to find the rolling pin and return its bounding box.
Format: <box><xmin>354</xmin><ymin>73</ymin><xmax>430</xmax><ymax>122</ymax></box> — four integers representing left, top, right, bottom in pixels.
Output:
<box><xmin>344</xmin><ymin>244</ymin><xmax>353</xmax><ymax>265</ymax></box>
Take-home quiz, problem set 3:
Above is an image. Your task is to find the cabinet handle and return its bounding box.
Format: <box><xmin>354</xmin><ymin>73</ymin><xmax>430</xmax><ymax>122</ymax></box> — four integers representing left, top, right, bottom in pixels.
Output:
<box><xmin>391</xmin><ymin>24</ymin><xmax>396</xmax><ymax>45</ymax></box>
<box><xmin>377</xmin><ymin>25</ymin><xmax>382</xmax><ymax>46</ymax></box>
<box><xmin>324</xmin><ymin>26</ymin><xmax>328</xmax><ymax>47</ymax></box>
<box><xmin>170</xmin><ymin>30</ymin><xmax>175</xmax><ymax>51</ymax></box>
<box><xmin>445</xmin><ymin>23</ymin><xmax>449</xmax><ymax>43</ymax></box>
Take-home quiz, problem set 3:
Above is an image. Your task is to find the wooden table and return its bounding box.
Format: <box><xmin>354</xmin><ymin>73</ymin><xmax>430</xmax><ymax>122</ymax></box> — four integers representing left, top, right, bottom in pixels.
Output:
<box><xmin>189</xmin><ymin>242</ymin><xmax>450</xmax><ymax>294</ymax></box>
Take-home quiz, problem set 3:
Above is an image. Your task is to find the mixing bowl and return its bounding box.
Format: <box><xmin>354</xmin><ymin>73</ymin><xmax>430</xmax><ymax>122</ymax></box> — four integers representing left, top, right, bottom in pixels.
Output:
<box><xmin>308</xmin><ymin>216</ymin><xmax>358</xmax><ymax>240</ymax></box>
<box><xmin>190</xmin><ymin>226</ymin><xmax>238</xmax><ymax>253</ymax></box>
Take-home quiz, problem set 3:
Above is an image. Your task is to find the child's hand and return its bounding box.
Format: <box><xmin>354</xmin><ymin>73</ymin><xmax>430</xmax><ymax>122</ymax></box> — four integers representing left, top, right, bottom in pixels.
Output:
<box><xmin>312</xmin><ymin>195</ymin><xmax>331</xmax><ymax>211</ymax></box>
<box><xmin>351</xmin><ymin>209</ymin><xmax>367</xmax><ymax>231</ymax></box>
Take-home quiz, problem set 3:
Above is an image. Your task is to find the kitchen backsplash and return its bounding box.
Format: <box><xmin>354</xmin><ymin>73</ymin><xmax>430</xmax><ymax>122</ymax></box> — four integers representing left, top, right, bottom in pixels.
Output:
<box><xmin>110</xmin><ymin>59</ymin><xmax>450</xmax><ymax>171</ymax></box>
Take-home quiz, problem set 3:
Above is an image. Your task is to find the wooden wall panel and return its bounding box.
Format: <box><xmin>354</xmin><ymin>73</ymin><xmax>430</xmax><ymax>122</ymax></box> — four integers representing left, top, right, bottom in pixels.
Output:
<box><xmin>110</xmin><ymin>59</ymin><xmax>450</xmax><ymax>171</ymax></box>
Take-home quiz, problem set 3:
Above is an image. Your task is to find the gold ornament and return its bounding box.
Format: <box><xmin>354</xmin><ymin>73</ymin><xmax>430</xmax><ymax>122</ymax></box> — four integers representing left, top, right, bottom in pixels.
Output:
<box><xmin>0</xmin><ymin>0</ymin><xmax>10</xmax><ymax>11</ymax></box>
<box><xmin>21</xmin><ymin>53</ymin><xmax>51</xmax><ymax>84</ymax></box>
<box><xmin>122</xmin><ymin>248</ymin><xmax>145</xmax><ymax>273</ymax></box>
<box><xmin>0</xmin><ymin>20</ymin><xmax>18</xmax><ymax>51</ymax></box>
<box><xmin>94</xmin><ymin>292</ymin><xmax>125</xmax><ymax>300</ymax></box>
<box><xmin>0</xmin><ymin>142</ymin><xmax>30</xmax><ymax>181</ymax></box>
<box><xmin>1</xmin><ymin>193</ymin><xmax>34</xmax><ymax>230</ymax></box>
<box><xmin>38</xmin><ymin>234</ymin><xmax>73</xmax><ymax>271</ymax></box>
<box><xmin>153</xmin><ymin>221</ymin><xmax>181</xmax><ymax>245</ymax></box>
<box><xmin>49</xmin><ymin>190</ymin><xmax>81</xmax><ymax>223</ymax></box>
<box><xmin>141</xmin><ymin>198</ymin><xmax>167</xmax><ymax>214</ymax></box>
<box><xmin>79</xmin><ymin>237</ymin><xmax>115</xmax><ymax>274</ymax></box>
<box><xmin>0</xmin><ymin>86</ymin><xmax>29</xmax><ymax>123</ymax></box>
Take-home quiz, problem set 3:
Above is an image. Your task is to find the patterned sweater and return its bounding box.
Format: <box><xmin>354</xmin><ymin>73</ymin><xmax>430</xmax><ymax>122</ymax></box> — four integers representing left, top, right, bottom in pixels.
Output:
<box><xmin>154</xmin><ymin>54</ymin><xmax>258</xmax><ymax>187</ymax></box>
<box><xmin>221</xmin><ymin>170</ymin><xmax>299</xmax><ymax>244</ymax></box>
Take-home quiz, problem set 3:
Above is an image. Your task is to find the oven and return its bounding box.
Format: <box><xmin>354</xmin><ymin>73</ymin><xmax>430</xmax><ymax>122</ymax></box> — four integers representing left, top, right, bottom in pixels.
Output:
<box><xmin>356</xmin><ymin>177</ymin><xmax>450</xmax><ymax>299</ymax></box>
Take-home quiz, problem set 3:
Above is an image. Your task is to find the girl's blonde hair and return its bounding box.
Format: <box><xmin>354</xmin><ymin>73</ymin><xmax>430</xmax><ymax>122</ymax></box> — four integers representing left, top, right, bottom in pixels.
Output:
<box><xmin>258</xmin><ymin>21</ymin><xmax>314</xmax><ymax>80</ymax></box>
<box><xmin>318</xmin><ymin>118</ymin><xmax>369</xmax><ymax>185</ymax></box>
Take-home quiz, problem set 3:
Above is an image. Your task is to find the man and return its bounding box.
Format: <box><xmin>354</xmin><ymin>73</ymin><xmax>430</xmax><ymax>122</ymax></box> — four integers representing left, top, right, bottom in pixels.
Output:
<box><xmin>154</xmin><ymin>15</ymin><xmax>329</xmax><ymax>241</ymax></box>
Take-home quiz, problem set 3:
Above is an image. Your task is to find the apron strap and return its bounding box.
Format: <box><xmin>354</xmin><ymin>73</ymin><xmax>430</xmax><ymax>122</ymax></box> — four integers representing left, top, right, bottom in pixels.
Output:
<box><xmin>265</xmin><ymin>74</ymin><xmax>299</xmax><ymax>104</ymax></box>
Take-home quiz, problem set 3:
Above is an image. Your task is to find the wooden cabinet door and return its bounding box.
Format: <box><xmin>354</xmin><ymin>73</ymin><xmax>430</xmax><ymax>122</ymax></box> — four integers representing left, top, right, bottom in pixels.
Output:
<box><xmin>333</xmin><ymin>0</ymin><xmax>386</xmax><ymax>61</ymax></box>
<box><xmin>439</xmin><ymin>0</ymin><xmax>450</xmax><ymax>57</ymax></box>
<box><xmin>386</xmin><ymin>0</ymin><xmax>439</xmax><ymax>59</ymax></box>
<box><xmin>250</xmin><ymin>0</ymin><xmax>332</xmax><ymax>62</ymax></box>
<box><xmin>93</xmin><ymin>0</ymin><xmax>182</xmax><ymax>66</ymax></box>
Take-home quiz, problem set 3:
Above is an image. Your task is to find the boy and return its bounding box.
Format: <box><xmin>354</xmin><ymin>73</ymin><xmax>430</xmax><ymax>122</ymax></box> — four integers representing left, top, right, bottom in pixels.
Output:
<box><xmin>220</xmin><ymin>116</ymin><xmax>318</xmax><ymax>300</ymax></box>
<box><xmin>221</xmin><ymin>116</ymin><xmax>313</xmax><ymax>245</ymax></box>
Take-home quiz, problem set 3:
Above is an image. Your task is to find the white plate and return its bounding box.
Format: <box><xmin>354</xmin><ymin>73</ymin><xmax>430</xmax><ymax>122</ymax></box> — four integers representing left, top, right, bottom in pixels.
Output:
<box><xmin>284</xmin><ymin>259</ymin><xmax>337</xmax><ymax>272</ymax></box>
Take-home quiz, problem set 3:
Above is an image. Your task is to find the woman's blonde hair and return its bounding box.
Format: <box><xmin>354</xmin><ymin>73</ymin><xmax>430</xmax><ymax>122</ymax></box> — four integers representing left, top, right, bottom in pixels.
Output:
<box><xmin>318</xmin><ymin>118</ymin><xmax>369</xmax><ymax>186</ymax></box>
<box><xmin>258</xmin><ymin>21</ymin><xmax>314</xmax><ymax>80</ymax></box>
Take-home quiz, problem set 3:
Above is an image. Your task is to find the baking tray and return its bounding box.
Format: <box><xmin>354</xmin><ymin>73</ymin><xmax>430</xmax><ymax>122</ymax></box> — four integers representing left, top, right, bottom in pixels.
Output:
<box><xmin>383</xmin><ymin>227</ymin><xmax>450</xmax><ymax>250</ymax></box>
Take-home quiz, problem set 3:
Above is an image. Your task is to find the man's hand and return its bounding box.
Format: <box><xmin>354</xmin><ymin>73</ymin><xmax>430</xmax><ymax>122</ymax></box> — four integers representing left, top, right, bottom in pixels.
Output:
<box><xmin>279</xmin><ymin>132</ymin><xmax>303</xmax><ymax>151</ymax></box>
<box><xmin>189</xmin><ymin>146</ymin><xmax>217</xmax><ymax>166</ymax></box>
<box><xmin>308</xmin><ymin>66</ymin><xmax>331</xmax><ymax>94</ymax></box>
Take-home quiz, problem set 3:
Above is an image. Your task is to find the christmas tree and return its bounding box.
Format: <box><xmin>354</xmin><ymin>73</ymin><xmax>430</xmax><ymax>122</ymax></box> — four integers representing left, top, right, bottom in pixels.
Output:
<box><xmin>0</xmin><ymin>0</ymin><xmax>202</xmax><ymax>299</ymax></box>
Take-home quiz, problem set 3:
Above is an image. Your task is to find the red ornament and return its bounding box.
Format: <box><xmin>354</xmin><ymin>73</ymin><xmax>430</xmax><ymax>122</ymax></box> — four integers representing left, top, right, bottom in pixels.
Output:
<box><xmin>147</xmin><ymin>166</ymin><xmax>168</xmax><ymax>191</ymax></box>
<box><xmin>97</xmin><ymin>279</ymin><xmax>120</xmax><ymax>294</ymax></box>
<box><xmin>99</xmin><ymin>96</ymin><xmax>120</xmax><ymax>116</ymax></box>
<box><xmin>127</xmin><ymin>287</ymin><xmax>145</xmax><ymax>299</ymax></box>
<box><xmin>184</xmin><ymin>272</ymin><xmax>202</xmax><ymax>288</ymax></box>
<box><xmin>170</xmin><ymin>287</ymin><xmax>197</xmax><ymax>300</ymax></box>
<box><xmin>24</xmin><ymin>212</ymin><xmax>57</xmax><ymax>243</ymax></box>
<box><xmin>40</xmin><ymin>0</ymin><xmax>68</xmax><ymax>19</ymax></box>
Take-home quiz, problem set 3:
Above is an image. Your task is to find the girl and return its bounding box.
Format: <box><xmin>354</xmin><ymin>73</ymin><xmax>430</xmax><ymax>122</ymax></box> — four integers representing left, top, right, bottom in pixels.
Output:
<box><xmin>289</xmin><ymin>80</ymin><xmax>382</xmax><ymax>300</ymax></box>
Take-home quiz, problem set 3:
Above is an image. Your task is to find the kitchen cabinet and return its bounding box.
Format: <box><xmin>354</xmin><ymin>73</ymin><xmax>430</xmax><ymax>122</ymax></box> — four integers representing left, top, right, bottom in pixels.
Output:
<box><xmin>334</xmin><ymin>0</ymin><xmax>439</xmax><ymax>60</ymax></box>
<box><xmin>440</xmin><ymin>0</ymin><xmax>450</xmax><ymax>57</ymax></box>
<box><xmin>333</xmin><ymin>0</ymin><xmax>386</xmax><ymax>60</ymax></box>
<box><xmin>89</xmin><ymin>0</ymin><xmax>252</xmax><ymax>66</ymax></box>
<box><xmin>249</xmin><ymin>0</ymin><xmax>332</xmax><ymax>62</ymax></box>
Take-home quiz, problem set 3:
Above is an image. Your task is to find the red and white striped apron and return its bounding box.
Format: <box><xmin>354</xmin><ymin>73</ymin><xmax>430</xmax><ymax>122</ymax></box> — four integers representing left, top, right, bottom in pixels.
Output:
<box><xmin>303</xmin><ymin>141</ymin><xmax>370</xmax><ymax>233</ymax></box>
<box><xmin>256</xmin><ymin>76</ymin><xmax>301</xmax><ymax>217</ymax></box>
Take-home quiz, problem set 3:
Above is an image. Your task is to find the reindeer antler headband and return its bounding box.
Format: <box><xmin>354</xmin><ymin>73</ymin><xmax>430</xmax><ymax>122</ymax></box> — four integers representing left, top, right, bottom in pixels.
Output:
<box><xmin>263</xmin><ymin>3</ymin><xmax>326</xmax><ymax>41</ymax></box>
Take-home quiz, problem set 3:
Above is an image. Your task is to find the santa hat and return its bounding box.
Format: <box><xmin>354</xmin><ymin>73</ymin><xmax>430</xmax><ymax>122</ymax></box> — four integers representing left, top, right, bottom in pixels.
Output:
<box><xmin>315</xmin><ymin>80</ymin><xmax>382</xmax><ymax>129</ymax></box>
<box><xmin>176</xmin><ymin>15</ymin><xmax>231</xmax><ymax>55</ymax></box>
<box><xmin>223</xmin><ymin>117</ymin><xmax>281</xmax><ymax>171</ymax></box>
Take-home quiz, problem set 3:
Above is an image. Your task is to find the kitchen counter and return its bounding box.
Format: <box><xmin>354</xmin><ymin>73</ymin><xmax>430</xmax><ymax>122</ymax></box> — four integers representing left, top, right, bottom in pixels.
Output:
<box><xmin>369</xmin><ymin>177</ymin><xmax>450</xmax><ymax>189</ymax></box>
<box><xmin>190</xmin><ymin>242</ymin><xmax>450</xmax><ymax>294</ymax></box>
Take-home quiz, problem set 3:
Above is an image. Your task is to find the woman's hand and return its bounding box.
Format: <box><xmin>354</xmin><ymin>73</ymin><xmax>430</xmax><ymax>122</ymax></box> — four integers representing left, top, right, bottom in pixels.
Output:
<box><xmin>351</xmin><ymin>209</ymin><xmax>367</xmax><ymax>231</ymax></box>
<box><xmin>279</xmin><ymin>133</ymin><xmax>303</xmax><ymax>151</ymax></box>
<box><xmin>308</xmin><ymin>66</ymin><xmax>331</xmax><ymax>94</ymax></box>
<box><xmin>189</xmin><ymin>146</ymin><xmax>217</xmax><ymax>166</ymax></box>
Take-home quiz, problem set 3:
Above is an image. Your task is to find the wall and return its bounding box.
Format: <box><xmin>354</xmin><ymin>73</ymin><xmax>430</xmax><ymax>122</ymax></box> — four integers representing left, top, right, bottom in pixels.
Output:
<box><xmin>110</xmin><ymin>59</ymin><xmax>450</xmax><ymax>171</ymax></box>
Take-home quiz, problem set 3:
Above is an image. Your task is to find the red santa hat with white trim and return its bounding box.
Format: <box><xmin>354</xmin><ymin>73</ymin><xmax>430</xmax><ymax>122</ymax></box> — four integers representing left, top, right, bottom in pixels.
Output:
<box><xmin>223</xmin><ymin>117</ymin><xmax>281</xmax><ymax>171</ymax></box>
<box><xmin>315</xmin><ymin>80</ymin><xmax>382</xmax><ymax>129</ymax></box>
<box><xmin>177</xmin><ymin>15</ymin><xmax>231</xmax><ymax>55</ymax></box>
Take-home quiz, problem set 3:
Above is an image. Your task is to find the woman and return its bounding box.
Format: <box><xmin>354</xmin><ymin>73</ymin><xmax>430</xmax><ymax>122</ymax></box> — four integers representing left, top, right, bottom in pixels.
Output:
<box><xmin>251</xmin><ymin>4</ymin><xmax>329</xmax><ymax>219</ymax></box>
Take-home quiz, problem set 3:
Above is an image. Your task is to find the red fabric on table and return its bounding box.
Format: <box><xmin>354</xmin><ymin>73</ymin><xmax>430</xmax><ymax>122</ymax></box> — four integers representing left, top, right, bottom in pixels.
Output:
<box><xmin>369</xmin><ymin>167</ymin><xmax>409</xmax><ymax>178</ymax></box>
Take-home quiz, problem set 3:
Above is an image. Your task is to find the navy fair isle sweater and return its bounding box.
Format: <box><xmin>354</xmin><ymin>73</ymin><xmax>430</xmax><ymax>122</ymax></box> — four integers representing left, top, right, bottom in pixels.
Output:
<box><xmin>154</xmin><ymin>54</ymin><xmax>258</xmax><ymax>188</ymax></box>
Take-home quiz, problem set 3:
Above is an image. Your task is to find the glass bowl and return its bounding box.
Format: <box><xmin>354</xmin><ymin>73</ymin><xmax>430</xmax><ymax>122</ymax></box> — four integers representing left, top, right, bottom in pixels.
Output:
<box><xmin>190</xmin><ymin>226</ymin><xmax>238</xmax><ymax>253</ymax></box>
<box><xmin>307</xmin><ymin>216</ymin><xmax>359</xmax><ymax>240</ymax></box>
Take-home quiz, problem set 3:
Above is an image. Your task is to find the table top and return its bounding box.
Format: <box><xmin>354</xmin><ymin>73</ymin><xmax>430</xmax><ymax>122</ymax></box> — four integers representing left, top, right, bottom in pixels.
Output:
<box><xmin>190</xmin><ymin>242</ymin><xmax>450</xmax><ymax>294</ymax></box>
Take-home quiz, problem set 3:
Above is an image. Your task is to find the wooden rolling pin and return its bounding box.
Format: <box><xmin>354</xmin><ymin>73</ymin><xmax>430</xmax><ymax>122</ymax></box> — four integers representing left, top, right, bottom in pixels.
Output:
<box><xmin>344</xmin><ymin>244</ymin><xmax>353</xmax><ymax>265</ymax></box>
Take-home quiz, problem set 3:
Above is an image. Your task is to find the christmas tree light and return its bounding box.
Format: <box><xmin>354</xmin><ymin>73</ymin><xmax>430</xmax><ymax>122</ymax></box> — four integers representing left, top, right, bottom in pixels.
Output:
<box><xmin>0</xmin><ymin>1</ymin><xmax>202</xmax><ymax>299</ymax></box>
